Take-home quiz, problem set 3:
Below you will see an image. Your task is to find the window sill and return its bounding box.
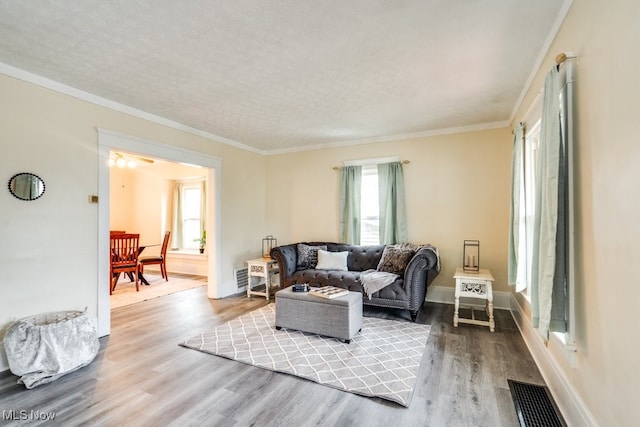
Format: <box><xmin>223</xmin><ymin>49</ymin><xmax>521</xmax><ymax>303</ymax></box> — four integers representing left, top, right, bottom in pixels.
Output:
<box><xmin>550</xmin><ymin>331</ymin><xmax>577</xmax><ymax>368</ymax></box>
<box><xmin>167</xmin><ymin>250</ymin><xmax>207</xmax><ymax>258</ymax></box>
<box><xmin>516</xmin><ymin>292</ymin><xmax>577</xmax><ymax>368</ymax></box>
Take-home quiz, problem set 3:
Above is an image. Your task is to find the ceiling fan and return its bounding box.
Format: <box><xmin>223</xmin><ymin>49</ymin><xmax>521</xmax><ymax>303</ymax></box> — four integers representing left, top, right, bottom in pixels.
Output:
<box><xmin>108</xmin><ymin>152</ymin><xmax>154</xmax><ymax>168</ymax></box>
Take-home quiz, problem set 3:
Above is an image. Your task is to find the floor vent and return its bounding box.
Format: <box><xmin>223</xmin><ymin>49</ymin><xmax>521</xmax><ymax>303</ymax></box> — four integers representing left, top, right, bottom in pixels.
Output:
<box><xmin>508</xmin><ymin>380</ymin><xmax>566</xmax><ymax>427</ymax></box>
<box><xmin>234</xmin><ymin>267</ymin><xmax>248</xmax><ymax>290</ymax></box>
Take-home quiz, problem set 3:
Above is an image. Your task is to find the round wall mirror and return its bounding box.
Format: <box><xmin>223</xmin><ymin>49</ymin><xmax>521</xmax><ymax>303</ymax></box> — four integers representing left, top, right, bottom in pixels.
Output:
<box><xmin>8</xmin><ymin>173</ymin><xmax>46</xmax><ymax>201</ymax></box>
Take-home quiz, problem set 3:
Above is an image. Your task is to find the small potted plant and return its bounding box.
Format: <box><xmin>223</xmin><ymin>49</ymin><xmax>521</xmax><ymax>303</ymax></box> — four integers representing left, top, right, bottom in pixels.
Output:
<box><xmin>194</xmin><ymin>230</ymin><xmax>206</xmax><ymax>253</ymax></box>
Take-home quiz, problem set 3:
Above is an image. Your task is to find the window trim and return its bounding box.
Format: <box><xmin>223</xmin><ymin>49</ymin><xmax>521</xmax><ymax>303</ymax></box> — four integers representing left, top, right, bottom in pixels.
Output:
<box><xmin>174</xmin><ymin>179</ymin><xmax>205</xmax><ymax>251</ymax></box>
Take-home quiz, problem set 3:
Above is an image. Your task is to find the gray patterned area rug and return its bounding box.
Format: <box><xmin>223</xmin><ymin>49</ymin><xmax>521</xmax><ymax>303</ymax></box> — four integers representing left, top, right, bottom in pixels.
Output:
<box><xmin>180</xmin><ymin>304</ymin><xmax>430</xmax><ymax>406</ymax></box>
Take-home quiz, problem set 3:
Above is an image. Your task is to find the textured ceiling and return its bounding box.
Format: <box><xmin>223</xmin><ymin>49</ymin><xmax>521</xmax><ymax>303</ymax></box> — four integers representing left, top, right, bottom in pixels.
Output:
<box><xmin>0</xmin><ymin>1</ymin><xmax>567</xmax><ymax>153</ymax></box>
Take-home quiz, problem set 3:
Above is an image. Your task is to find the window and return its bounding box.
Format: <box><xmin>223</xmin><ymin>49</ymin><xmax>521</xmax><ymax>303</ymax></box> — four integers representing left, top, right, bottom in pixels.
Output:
<box><xmin>180</xmin><ymin>184</ymin><xmax>202</xmax><ymax>249</ymax></box>
<box><xmin>519</xmin><ymin>119</ymin><xmax>541</xmax><ymax>295</ymax></box>
<box><xmin>172</xmin><ymin>180</ymin><xmax>206</xmax><ymax>251</ymax></box>
<box><xmin>339</xmin><ymin>159</ymin><xmax>407</xmax><ymax>245</ymax></box>
<box><xmin>360</xmin><ymin>165</ymin><xmax>380</xmax><ymax>245</ymax></box>
<box><xmin>509</xmin><ymin>62</ymin><xmax>574</xmax><ymax>342</ymax></box>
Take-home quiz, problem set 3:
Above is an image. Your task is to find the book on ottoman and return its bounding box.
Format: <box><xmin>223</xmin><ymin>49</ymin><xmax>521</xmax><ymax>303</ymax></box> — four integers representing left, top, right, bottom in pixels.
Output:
<box><xmin>309</xmin><ymin>286</ymin><xmax>349</xmax><ymax>299</ymax></box>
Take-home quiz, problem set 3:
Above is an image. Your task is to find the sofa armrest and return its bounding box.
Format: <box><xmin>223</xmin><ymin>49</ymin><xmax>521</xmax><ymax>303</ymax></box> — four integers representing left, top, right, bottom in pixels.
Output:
<box><xmin>271</xmin><ymin>244</ymin><xmax>298</xmax><ymax>286</ymax></box>
<box><xmin>403</xmin><ymin>246</ymin><xmax>439</xmax><ymax>311</ymax></box>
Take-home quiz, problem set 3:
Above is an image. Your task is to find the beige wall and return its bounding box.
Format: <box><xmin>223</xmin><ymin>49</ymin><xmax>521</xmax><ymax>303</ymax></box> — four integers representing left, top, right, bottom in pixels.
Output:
<box><xmin>266</xmin><ymin>127</ymin><xmax>513</xmax><ymax>292</ymax></box>
<box><xmin>2</xmin><ymin>2</ymin><xmax>637</xmax><ymax>424</ymax></box>
<box><xmin>0</xmin><ymin>74</ymin><xmax>267</xmax><ymax>370</ymax></box>
<box><xmin>109</xmin><ymin>167</ymin><xmax>136</xmax><ymax>231</ymax></box>
<box><xmin>511</xmin><ymin>0</ymin><xmax>640</xmax><ymax>425</ymax></box>
<box><xmin>110</xmin><ymin>160</ymin><xmax>207</xmax><ymax>258</ymax></box>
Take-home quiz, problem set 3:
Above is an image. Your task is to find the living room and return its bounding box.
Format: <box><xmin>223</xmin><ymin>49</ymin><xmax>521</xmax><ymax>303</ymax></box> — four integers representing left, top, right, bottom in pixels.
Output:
<box><xmin>1</xmin><ymin>1</ymin><xmax>639</xmax><ymax>425</ymax></box>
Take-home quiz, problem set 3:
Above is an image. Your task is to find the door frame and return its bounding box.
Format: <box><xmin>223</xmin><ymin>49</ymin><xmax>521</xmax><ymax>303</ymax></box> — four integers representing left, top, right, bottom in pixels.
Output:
<box><xmin>97</xmin><ymin>128</ymin><xmax>222</xmax><ymax>336</ymax></box>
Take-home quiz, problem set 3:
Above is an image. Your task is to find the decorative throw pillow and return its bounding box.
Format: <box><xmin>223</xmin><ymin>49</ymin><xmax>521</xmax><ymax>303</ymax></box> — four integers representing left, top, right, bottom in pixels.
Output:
<box><xmin>296</xmin><ymin>244</ymin><xmax>327</xmax><ymax>270</ymax></box>
<box><xmin>315</xmin><ymin>249</ymin><xmax>349</xmax><ymax>271</ymax></box>
<box><xmin>376</xmin><ymin>243</ymin><xmax>416</xmax><ymax>275</ymax></box>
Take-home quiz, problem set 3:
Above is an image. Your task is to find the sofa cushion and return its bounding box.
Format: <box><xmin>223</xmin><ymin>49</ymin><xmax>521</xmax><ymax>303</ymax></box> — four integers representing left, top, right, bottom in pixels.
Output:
<box><xmin>377</xmin><ymin>243</ymin><xmax>417</xmax><ymax>275</ymax></box>
<box><xmin>289</xmin><ymin>269</ymin><xmax>406</xmax><ymax>300</ymax></box>
<box><xmin>326</xmin><ymin>244</ymin><xmax>385</xmax><ymax>271</ymax></box>
<box><xmin>296</xmin><ymin>244</ymin><xmax>327</xmax><ymax>270</ymax></box>
<box><xmin>315</xmin><ymin>250</ymin><xmax>348</xmax><ymax>271</ymax></box>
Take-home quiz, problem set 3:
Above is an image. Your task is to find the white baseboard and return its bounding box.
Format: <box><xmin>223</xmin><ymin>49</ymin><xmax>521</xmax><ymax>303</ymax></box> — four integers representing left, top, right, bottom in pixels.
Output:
<box><xmin>510</xmin><ymin>295</ymin><xmax>598</xmax><ymax>427</ymax></box>
<box><xmin>426</xmin><ymin>285</ymin><xmax>511</xmax><ymax>310</ymax></box>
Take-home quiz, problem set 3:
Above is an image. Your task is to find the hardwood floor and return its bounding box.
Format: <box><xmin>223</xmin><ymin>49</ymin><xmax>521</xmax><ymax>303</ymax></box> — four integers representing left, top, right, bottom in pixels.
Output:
<box><xmin>109</xmin><ymin>272</ymin><xmax>207</xmax><ymax>309</ymax></box>
<box><xmin>0</xmin><ymin>287</ymin><xmax>543</xmax><ymax>426</ymax></box>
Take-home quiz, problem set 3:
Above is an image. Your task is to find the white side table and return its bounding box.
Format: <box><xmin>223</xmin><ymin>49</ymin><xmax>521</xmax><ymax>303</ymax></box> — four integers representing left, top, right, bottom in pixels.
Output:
<box><xmin>246</xmin><ymin>258</ymin><xmax>279</xmax><ymax>300</ymax></box>
<box><xmin>453</xmin><ymin>267</ymin><xmax>495</xmax><ymax>332</ymax></box>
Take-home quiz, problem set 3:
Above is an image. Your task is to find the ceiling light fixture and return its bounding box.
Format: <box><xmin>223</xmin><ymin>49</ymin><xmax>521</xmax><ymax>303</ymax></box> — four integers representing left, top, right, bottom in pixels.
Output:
<box><xmin>108</xmin><ymin>152</ymin><xmax>154</xmax><ymax>168</ymax></box>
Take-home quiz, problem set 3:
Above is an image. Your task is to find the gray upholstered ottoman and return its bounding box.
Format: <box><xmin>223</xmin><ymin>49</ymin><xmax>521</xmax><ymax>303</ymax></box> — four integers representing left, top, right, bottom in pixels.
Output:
<box><xmin>275</xmin><ymin>287</ymin><xmax>363</xmax><ymax>343</ymax></box>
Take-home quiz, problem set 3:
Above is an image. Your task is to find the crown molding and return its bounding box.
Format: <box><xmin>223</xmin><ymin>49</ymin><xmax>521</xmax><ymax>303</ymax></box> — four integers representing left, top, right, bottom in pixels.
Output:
<box><xmin>508</xmin><ymin>0</ymin><xmax>574</xmax><ymax>125</ymax></box>
<box><xmin>0</xmin><ymin>62</ymin><xmax>265</xmax><ymax>155</ymax></box>
<box><xmin>265</xmin><ymin>121</ymin><xmax>509</xmax><ymax>156</ymax></box>
<box><xmin>1</xmin><ymin>61</ymin><xmax>511</xmax><ymax>157</ymax></box>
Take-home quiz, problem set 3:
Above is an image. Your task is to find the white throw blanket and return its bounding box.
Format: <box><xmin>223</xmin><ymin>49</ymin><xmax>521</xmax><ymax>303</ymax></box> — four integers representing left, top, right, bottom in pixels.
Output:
<box><xmin>359</xmin><ymin>269</ymin><xmax>400</xmax><ymax>299</ymax></box>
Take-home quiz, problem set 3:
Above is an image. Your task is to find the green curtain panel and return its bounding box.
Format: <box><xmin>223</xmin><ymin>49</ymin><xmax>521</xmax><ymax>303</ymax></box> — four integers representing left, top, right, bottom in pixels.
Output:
<box><xmin>508</xmin><ymin>123</ymin><xmax>526</xmax><ymax>292</ymax></box>
<box><xmin>531</xmin><ymin>66</ymin><xmax>567</xmax><ymax>338</ymax></box>
<box><xmin>378</xmin><ymin>161</ymin><xmax>407</xmax><ymax>245</ymax></box>
<box><xmin>339</xmin><ymin>165</ymin><xmax>362</xmax><ymax>244</ymax></box>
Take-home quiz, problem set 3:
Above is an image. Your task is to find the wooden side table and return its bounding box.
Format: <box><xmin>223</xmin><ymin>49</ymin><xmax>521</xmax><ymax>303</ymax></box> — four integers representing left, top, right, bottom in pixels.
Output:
<box><xmin>453</xmin><ymin>267</ymin><xmax>495</xmax><ymax>332</ymax></box>
<box><xmin>246</xmin><ymin>258</ymin><xmax>279</xmax><ymax>300</ymax></box>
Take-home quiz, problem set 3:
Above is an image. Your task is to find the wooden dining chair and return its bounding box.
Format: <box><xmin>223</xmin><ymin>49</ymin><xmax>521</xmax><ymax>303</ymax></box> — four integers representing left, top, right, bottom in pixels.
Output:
<box><xmin>138</xmin><ymin>231</ymin><xmax>171</xmax><ymax>281</ymax></box>
<box><xmin>110</xmin><ymin>230</ymin><xmax>126</xmax><ymax>236</ymax></box>
<box><xmin>110</xmin><ymin>233</ymin><xmax>140</xmax><ymax>294</ymax></box>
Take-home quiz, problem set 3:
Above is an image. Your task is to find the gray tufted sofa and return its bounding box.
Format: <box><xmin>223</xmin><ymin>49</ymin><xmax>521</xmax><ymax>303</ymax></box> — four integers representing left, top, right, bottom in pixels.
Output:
<box><xmin>271</xmin><ymin>242</ymin><xmax>439</xmax><ymax>321</ymax></box>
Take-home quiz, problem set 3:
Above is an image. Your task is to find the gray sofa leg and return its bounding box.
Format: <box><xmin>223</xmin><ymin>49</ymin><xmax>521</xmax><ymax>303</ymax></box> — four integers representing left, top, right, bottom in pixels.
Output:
<box><xmin>410</xmin><ymin>310</ymin><xmax>418</xmax><ymax>322</ymax></box>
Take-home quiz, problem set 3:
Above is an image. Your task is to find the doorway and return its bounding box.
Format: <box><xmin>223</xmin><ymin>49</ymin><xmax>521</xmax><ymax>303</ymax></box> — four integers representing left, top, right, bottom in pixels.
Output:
<box><xmin>97</xmin><ymin>128</ymin><xmax>222</xmax><ymax>337</ymax></box>
<box><xmin>109</xmin><ymin>151</ymin><xmax>208</xmax><ymax>306</ymax></box>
